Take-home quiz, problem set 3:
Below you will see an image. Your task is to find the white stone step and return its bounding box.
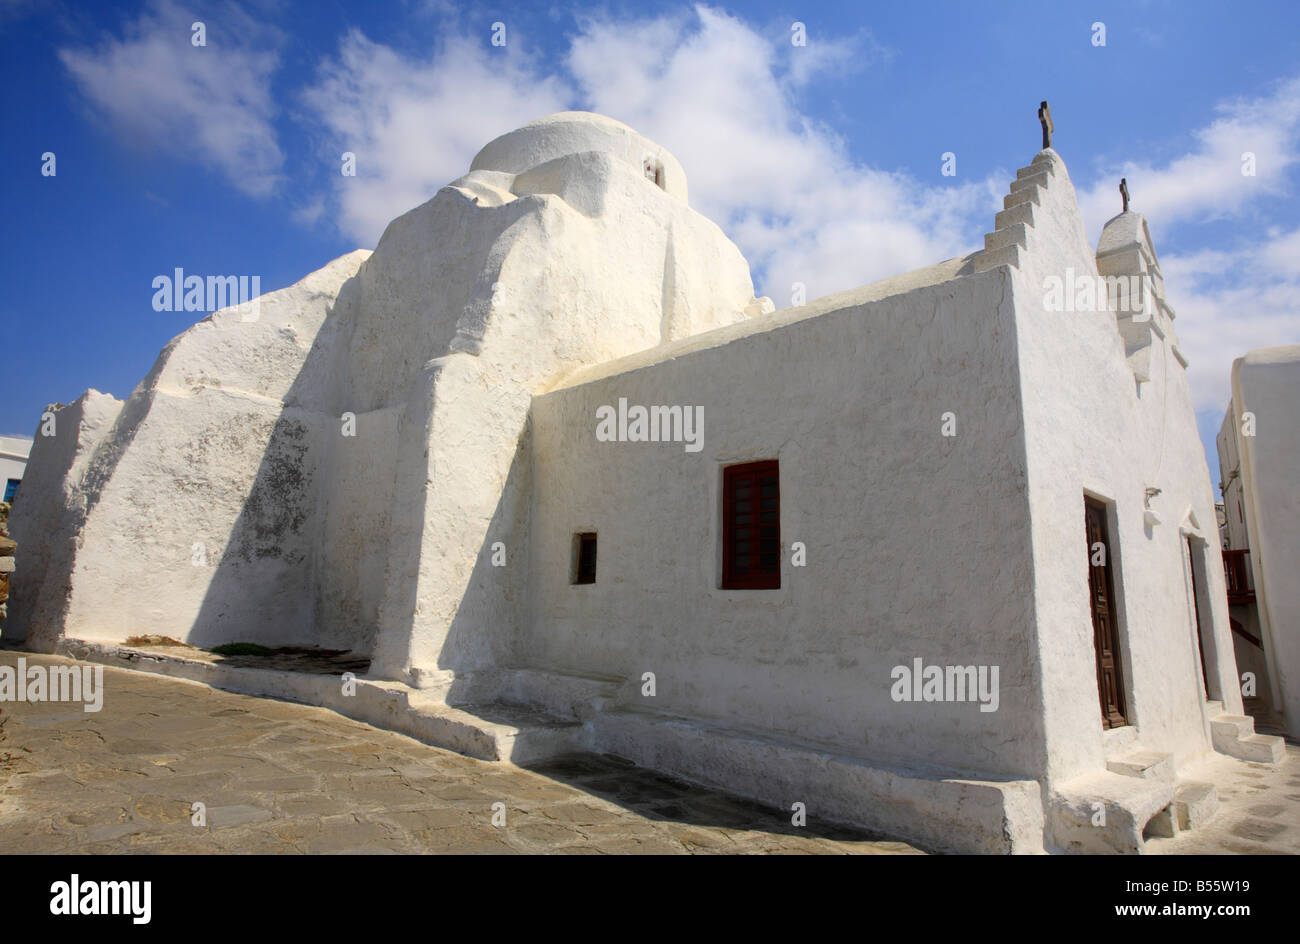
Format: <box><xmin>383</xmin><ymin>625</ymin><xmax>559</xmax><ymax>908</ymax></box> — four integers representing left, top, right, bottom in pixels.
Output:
<box><xmin>1017</xmin><ymin>161</ymin><xmax>1056</xmax><ymax>180</ymax></box>
<box><xmin>72</xmin><ymin>641</ymin><xmax>592</xmax><ymax>767</ymax></box>
<box><xmin>1211</xmin><ymin>713</ymin><xmax>1285</xmax><ymax>763</ymax></box>
<box><xmin>972</xmin><ymin>243</ymin><xmax>1021</xmax><ymax>274</ymax></box>
<box><xmin>1174</xmin><ymin>781</ymin><xmax>1219</xmax><ymax>830</ymax></box>
<box><xmin>1010</xmin><ymin>170</ymin><xmax>1051</xmax><ymax>193</ymax></box>
<box><xmin>1003</xmin><ymin>186</ymin><xmax>1042</xmax><ymax>210</ymax></box>
<box><xmin>1144</xmin><ymin>804</ymin><xmax>1179</xmax><ymax>839</ymax></box>
<box><xmin>983</xmin><ymin>222</ymin><xmax>1029</xmax><ymax>252</ymax></box>
<box><xmin>1237</xmin><ymin>733</ymin><xmax>1286</xmax><ymax>764</ymax></box>
<box><xmin>1211</xmin><ymin>714</ymin><xmax>1255</xmax><ymax>741</ymax></box>
<box><xmin>995</xmin><ymin>201</ymin><xmax>1037</xmax><ymax>231</ymax></box>
<box><xmin>470</xmin><ymin>707</ymin><xmax>588</xmax><ymax>766</ymax></box>
<box><xmin>1106</xmin><ymin>750</ymin><xmax>1175</xmax><ymax>783</ymax></box>
<box><xmin>1049</xmin><ymin>770</ymin><xmax>1174</xmax><ymax>854</ymax></box>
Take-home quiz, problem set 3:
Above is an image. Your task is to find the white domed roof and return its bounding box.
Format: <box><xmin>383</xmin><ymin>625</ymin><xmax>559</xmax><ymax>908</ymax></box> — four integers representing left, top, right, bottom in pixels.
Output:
<box><xmin>470</xmin><ymin>111</ymin><xmax>689</xmax><ymax>203</ymax></box>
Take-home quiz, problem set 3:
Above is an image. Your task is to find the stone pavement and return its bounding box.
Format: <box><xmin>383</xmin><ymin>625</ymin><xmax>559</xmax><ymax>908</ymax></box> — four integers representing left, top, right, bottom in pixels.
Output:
<box><xmin>0</xmin><ymin>653</ymin><xmax>918</xmax><ymax>855</ymax></box>
<box><xmin>1145</xmin><ymin>742</ymin><xmax>1300</xmax><ymax>855</ymax></box>
<box><xmin>4</xmin><ymin>651</ymin><xmax>1296</xmax><ymax>854</ymax></box>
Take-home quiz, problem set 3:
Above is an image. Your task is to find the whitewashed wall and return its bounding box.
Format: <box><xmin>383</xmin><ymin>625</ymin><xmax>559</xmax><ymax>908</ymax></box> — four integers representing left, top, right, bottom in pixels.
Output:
<box><xmin>527</xmin><ymin>266</ymin><xmax>1047</xmax><ymax>780</ymax></box>
<box><xmin>344</xmin><ymin>113</ymin><xmax>762</xmax><ymax>682</ymax></box>
<box><xmin>1009</xmin><ymin>151</ymin><xmax>1236</xmax><ymax>787</ymax></box>
<box><xmin>11</xmin><ymin>252</ymin><xmax>370</xmax><ymax>650</ymax></box>
<box><xmin>6</xmin><ymin>392</ymin><xmax>121</xmax><ymax>644</ymax></box>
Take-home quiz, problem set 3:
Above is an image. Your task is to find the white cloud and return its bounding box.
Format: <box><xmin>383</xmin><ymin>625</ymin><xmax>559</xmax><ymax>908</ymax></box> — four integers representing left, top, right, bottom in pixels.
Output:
<box><xmin>1164</xmin><ymin>232</ymin><xmax>1300</xmax><ymax>412</ymax></box>
<box><xmin>566</xmin><ymin>5</ymin><xmax>999</xmax><ymax>301</ymax></box>
<box><xmin>1076</xmin><ymin>76</ymin><xmax>1300</xmax><ymax>239</ymax></box>
<box><xmin>1070</xmin><ymin>77</ymin><xmax>1300</xmax><ymax>413</ymax></box>
<box><xmin>59</xmin><ymin>0</ymin><xmax>284</xmax><ymax>197</ymax></box>
<box><xmin>292</xmin><ymin>3</ymin><xmax>1298</xmax><ymax>398</ymax></box>
<box><xmin>291</xmin><ymin>196</ymin><xmax>325</xmax><ymax>228</ymax></box>
<box><xmin>300</xmin><ymin>29</ymin><xmax>571</xmax><ymax>247</ymax></box>
<box><xmin>300</xmin><ymin>5</ymin><xmax>999</xmax><ymax>293</ymax></box>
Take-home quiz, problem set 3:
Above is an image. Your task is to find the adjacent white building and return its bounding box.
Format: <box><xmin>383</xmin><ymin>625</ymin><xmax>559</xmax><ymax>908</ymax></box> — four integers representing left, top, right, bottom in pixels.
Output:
<box><xmin>8</xmin><ymin>111</ymin><xmax>1283</xmax><ymax>853</ymax></box>
<box><xmin>0</xmin><ymin>436</ymin><xmax>32</xmax><ymax>504</ymax></box>
<box><xmin>1216</xmin><ymin>346</ymin><xmax>1300</xmax><ymax>736</ymax></box>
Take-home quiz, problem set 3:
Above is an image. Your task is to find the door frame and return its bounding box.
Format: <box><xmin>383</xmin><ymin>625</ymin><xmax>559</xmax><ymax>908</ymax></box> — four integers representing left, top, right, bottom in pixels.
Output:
<box><xmin>1181</xmin><ymin>529</ymin><xmax>1223</xmax><ymax>702</ymax></box>
<box><xmin>1085</xmin><ymin>494</ymin><xmax>1131</xmax><ymax>730</ymax></box>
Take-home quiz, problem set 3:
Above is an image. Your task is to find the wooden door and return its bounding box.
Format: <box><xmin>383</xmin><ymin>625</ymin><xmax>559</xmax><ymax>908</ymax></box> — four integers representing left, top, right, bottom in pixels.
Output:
<box><xmin>1085</xmin><ymin>497</ymin><xmax>1128</xmax><ymax>729</ymax></box>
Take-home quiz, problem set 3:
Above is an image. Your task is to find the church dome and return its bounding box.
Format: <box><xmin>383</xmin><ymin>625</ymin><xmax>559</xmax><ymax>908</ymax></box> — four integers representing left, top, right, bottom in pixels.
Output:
<box><xmin>470</xmin><ymin>111</ymin><xmax>689</xmax><ymax>203</ymax></box>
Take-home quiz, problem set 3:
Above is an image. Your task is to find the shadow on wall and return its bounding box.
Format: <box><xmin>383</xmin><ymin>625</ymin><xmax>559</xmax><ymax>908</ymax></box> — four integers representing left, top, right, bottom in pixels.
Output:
<box><xmin>185</xmin><ymin>268</ymin><xmax>531</xmax><ymax>672</ymax></box>
<box><xmin>440</xmin><ymin>423</ymin><xmax>533</xmax><ymax>686</ymax></box>
<box><xmin>186</xmin><ymin>409</ymin><xmax>322</xmax><ymax>650</ymax></box>
<box><xmin>186</xmin><ymin>271</ymin><xmax>380</xmax><ymax>655</ymax></box>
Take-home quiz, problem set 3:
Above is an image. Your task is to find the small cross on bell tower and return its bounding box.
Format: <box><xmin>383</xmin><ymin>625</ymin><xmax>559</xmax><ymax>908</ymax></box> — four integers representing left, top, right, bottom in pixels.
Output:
<box><xmin>1038</xmin><ymin>100</ymin><xmax>1053</xmax><ymax>150</ymax></box>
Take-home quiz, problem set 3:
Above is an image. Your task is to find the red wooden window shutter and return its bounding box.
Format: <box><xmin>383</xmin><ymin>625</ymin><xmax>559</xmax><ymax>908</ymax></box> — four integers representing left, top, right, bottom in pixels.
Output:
<box><xmin>722</xmin><ymin>461</ymin><xmax>780</xmax><ymax>590</ymax></box>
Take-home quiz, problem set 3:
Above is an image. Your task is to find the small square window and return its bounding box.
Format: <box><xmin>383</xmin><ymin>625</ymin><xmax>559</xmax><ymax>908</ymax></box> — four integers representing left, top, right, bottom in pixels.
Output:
<box><xmin>643</xmin><ymin>158</ymin><xmax>664</xmax><ymax>189</ymax></box>
<box><xmin>3</xmin><ymin>479</ymin><xmax>18</xmax><ymax>503</ymax></box>
<box><xmin>573</xmin><ymin>533</ymin><xmax>597</xmax><ymax>585</ymax></box>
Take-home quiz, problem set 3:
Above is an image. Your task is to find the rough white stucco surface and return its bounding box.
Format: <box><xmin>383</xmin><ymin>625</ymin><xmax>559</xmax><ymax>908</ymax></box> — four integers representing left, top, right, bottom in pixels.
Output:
<box><xmin>7</xmin><ymin>391</ymin><xmax>122</xmax><ymax>644</ymax></box>
<box><xmin>345</xmin><ymin>113</ymin><xmax>761</xmax><ymax>682</ymax></box>
<box><xmin>528</xmin><ymin>265</ymin><xmax>1042</xmax><ymax>781</ymax></box>
<box><xmin>12</xmin><ymin>252</ymin><xmax>369</xmax><ymax>650</ymax></box>
<box><xmin>1006</xmin><ymin>152</ymin><xmax>1238</xmax><ymax>802</ymax></box>
<box><xmin>13</xmin><ymin>112</ymin><xmax>764</xmax><ymax>682</ymax></box>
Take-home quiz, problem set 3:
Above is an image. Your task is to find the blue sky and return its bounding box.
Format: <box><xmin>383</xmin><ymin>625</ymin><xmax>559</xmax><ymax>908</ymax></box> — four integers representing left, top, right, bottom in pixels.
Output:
<box><xmin>2</xmin><ymin>0</ymin><xmax>1299</xmax><ymax>492</ymax></box>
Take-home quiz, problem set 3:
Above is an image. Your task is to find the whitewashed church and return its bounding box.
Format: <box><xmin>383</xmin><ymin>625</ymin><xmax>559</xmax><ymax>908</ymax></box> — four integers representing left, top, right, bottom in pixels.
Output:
<box><xmin>9</xmin><ymin>110</ymin><xmax>1283</xmax><ymax>853</ymax></box>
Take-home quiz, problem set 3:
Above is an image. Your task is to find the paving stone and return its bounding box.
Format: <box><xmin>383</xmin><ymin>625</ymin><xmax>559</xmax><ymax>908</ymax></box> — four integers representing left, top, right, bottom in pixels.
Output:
<box><xmin>131</xmin><ymin>795</ymin><xmax>193</xmax><ymax>825</ymax></box>
<box><xmin>274</xmin><ymin>793</ymin><xmax>355</xmax><ymax>818</ymax></box>
<box><xmin>1229</xmin><ymin>819</ymin><xmax>1289</xmax><ymax>842</ymax></box>
<box><xmin>266</xmin><ymin>818</ymin><xmax>322</xmax><ymax>844</ymax></box>
<box><xmin>1247</xmin><ymin>803</ymin><xmax>1287</xmax><ymax>818</ymax></box>
<box><xmin>372</xmin><ymin>807</ymin><xmax>473</xmax><ymax>832</ymax></box>
<box><xmin>1146</xmin><ymin>743</ymin><xmax>1300</xmax><ymax>855</ymax></box>
<box><xmin>207</xmin><ymin>803</ymin><xmax>274</xmax><ymax>828</ymax></box>
<box><xmin>537</xmin><ymin>802</ymin><xmax>628</xmax><ymax>826</ymax></box>
<box><xmin>85</xmin><ymin>822</ymin><xmax>150</xmax><ymax>843</ymax></box>
<box><xmin>62</xmin><ymin>806</ymin><xmax>129</xmax><ymax>828</ymax></box>
<box><xmin>407</xmin><ymin>824</ymin><xmax>519</xmax><ymax>854</ymax></box>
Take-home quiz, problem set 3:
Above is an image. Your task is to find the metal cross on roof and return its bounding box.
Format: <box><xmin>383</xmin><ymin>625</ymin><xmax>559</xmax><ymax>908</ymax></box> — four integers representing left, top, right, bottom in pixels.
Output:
<box><xmin>1120</xmin><ymin>178</ymin><xmax>1130</xmax><ymax>213</ymax></box>
<box><xmin>1038</xmin><ymin>100</ymin><xmax>1053</xmax><ymax>150</ymax></box>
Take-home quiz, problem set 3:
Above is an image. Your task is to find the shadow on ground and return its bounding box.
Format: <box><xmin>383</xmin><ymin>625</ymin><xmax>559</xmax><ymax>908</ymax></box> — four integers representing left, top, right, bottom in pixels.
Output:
<box><xmin>525</xmin><ymin>752</ymin><xmax>902</xmax><ymax>844</ymax></box>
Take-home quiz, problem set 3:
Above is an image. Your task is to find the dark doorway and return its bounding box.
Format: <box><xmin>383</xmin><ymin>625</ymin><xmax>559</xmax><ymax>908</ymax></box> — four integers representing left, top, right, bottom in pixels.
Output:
<box><xmin>1085</xmin><ymin>496</ymin><xmax>1129</xmax><ymax>729</ymax></box>
<box><xmin>1187</xmin><ymin>537</ymin><xmax>1211</xmax><ymax>695</ymax></box>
